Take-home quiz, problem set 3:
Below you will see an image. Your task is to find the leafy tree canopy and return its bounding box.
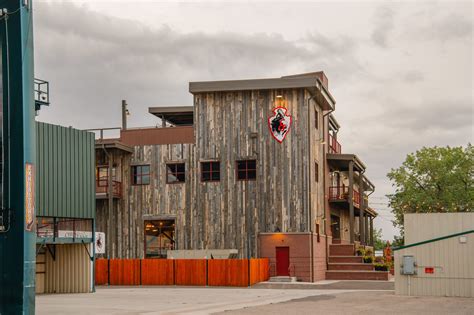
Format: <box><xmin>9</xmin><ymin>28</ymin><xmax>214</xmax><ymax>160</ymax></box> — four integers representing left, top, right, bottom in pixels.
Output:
<box><xmin>373</xmin><ymin>228</ymin><xmax>387</xmax><ymax>250</ymax></box>
<box><xmin>387</xmin><ymin>144</ymin><xmax>473</xmax><ymax>232</ymax></box>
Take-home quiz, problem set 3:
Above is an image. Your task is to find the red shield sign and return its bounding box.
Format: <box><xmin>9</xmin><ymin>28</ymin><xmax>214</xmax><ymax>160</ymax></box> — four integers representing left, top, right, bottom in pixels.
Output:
<box><xmin>268</xmin><ymin>107</ymin><xmax>292</xmax><ymax>143</ymax></box>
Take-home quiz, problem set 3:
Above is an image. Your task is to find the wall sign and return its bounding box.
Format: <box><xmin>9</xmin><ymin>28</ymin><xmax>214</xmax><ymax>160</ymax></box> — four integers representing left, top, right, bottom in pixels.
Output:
<box><xmin>25</xmin><ymin>163</ymin><xmax>35</xmax><ymax>231</ymax></box>
<box><xmin>95</xmin><ymin>232</ymin><xmax>106</xmax><ymax>254</ymax></box>
<box><xmin>268</xmin><ymin>107</ymin><xmax>292</xmax><ymax>143</ymax></box>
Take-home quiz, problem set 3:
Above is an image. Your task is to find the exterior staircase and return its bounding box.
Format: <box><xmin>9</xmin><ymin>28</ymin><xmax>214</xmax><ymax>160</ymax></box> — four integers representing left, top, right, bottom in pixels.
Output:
<box><xmin>326</xmin><ymin>244</ymin><xmax>389</xmax><ymax>281</ymax></box>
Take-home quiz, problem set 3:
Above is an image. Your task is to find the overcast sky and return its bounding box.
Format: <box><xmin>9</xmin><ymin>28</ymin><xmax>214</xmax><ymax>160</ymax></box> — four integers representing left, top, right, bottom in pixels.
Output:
<box><xmin>33</xmin><ymin>0</ymin><xmax>473</xmax><ymax>240</ymax></box>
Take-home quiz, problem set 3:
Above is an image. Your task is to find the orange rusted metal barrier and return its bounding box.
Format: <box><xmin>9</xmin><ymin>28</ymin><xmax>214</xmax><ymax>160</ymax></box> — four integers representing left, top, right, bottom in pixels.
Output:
<box><xmin>208</xmin><ymin>259</ymin><xmax>249</xmax><ymax>287</ymax></box>
<box><xmin>95</xmin><ymin>258</ymin><xmax>270</xmax><ymax>287</ymax></box>
<box><xmin>174</xmin><ymin>259</ymin><xmax>207</xmax><ymax>286</ymax></box>
<box><xmin>141</xmin><ymin>259</ymin><xmax>175</xmax><ymax>285</ymax></box>
<box><xmin>109</xmin><ymin>259</ymin><xmax>141</xmax><ymax>285</ymax></box>
<box><xmin>249</xmin><ymin>258</ymin><xmax>270</xmax><ymax>285</ymax></box>
<box><xmin>95</xmin><ymin>258</ymin><xmax>109</xmax><ymax>285</ymax></box>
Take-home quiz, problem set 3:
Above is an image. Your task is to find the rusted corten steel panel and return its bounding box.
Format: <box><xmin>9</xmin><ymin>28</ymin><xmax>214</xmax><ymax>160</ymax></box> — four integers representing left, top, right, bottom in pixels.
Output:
<box><xmin>120</xmin><ymin>126</ymin><xmax>194</xmax><ymax>146</ymax></box>
<box><xmin>36</xmin><ymin>122</ymin><xmax>95</xmax><ymax>219</ymax></box>
<box><xmin>208</xmin><ymin>259</ymin><xmax>249</xmax><ymax>287</ymax></box>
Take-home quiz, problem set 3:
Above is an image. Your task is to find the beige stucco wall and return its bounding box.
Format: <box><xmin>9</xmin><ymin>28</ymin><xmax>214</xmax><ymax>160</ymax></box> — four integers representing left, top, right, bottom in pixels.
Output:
<box><xmin>395</xmin><ymin>213</ymin><xmax>474</xmax><ymax>297</ymax></box>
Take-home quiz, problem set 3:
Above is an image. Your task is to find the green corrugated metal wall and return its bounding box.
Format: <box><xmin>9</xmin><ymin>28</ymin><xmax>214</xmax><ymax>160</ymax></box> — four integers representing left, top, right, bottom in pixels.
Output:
<box><xmin>36</xmin><ymin>122</ymin><xmax>95</xmax><ymax>219</ymax></box>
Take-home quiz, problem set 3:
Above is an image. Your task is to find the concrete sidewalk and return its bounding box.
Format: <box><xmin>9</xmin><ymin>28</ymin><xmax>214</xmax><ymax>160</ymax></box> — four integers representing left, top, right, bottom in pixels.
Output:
<box><xmin>253</xmin><ymin>280</ymin><xmax>394</xmax><ymax>290</ymax></box>
<box><xmin>36</xmin><ymin>287</ymin><xmax>355</xmax><ymax>315</ymax></box>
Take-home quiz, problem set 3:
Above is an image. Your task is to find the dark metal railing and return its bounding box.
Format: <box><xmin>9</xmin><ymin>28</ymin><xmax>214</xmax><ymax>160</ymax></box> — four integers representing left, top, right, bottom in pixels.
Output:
<box><xmin>329</xmin><ymin>186</ymin><xmax>361</xmax><ymax>207</ymax></box>
<box><xmin>96</xmin><ymin>180</ymin><xmax>122</xmax><ymax>197</ymax></box>
<box><xmin>328</xmin><ymin>134</ymin><xmax>341</xmax><ymax>154</ymax></box>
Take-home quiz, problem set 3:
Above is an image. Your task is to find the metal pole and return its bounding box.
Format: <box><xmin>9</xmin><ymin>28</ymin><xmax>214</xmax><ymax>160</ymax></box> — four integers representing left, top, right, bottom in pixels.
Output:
<box><xmin>0</xmin><ymin>1</ymin><xmax>36</xmax><ymax>313</ymax></box>
<box><xmin>121</xmin><ymin>100</ymin><xmax>127</xmax><ymax>131</ymax></box>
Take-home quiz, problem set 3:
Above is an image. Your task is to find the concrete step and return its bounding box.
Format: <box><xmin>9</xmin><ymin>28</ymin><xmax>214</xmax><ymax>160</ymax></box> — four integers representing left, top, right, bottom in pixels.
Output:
<box><xmin>268</xmin><ymin>276</ymin><xmax>298</xmax><ymax>283</ymax></box>
<box><xmin>327</xmin><ymin>263</ymin><xmax>374</xmax><ymax>271</ymax></box>
<box><xmin>329</xmin><ymin>244</ymin><xmax>355</xmax><ymax>256</ymax></box>
<box><xmin>332</xmin><ymin>238</ymin><xmax>342</xmax><ymax>244</ymax></box>
<box><xmin>328</xmin><ymin>256</ymin><xmax>363</xmax><ymax>263</ymax></box>
<box><xmin>325</xmin><ymin>270</ymin><xmax>389</xmax><ymax>281</ymax></box>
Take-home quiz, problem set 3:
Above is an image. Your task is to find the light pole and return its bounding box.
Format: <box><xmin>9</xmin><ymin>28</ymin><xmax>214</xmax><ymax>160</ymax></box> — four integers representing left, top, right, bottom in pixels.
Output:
<box><xmin>0</xmin><ymin>1</ymin><xmax>36</xmax><ymax>314</ymax></box>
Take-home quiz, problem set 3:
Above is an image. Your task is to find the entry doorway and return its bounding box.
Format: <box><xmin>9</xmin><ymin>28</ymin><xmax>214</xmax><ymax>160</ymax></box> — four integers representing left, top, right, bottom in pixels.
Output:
<box><xmin>144</xmin><ymin>219</ymin><xmax>175</xmax><ymax>258</ymax></box>
<box><xmin>331</xmin><ymin>215</ymin><xmax>341</xmax><ymax>240</ymax></box>
<box><xmin>276</xmin><ymin>247</ymin><xmax>290</xmax><ymax>276</ymax></box>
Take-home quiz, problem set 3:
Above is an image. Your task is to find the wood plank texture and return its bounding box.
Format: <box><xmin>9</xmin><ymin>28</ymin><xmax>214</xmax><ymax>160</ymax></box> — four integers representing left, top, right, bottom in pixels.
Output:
<box><xmin>108</xmin><ymin>259</ymin><xmax>140</xmax><ymax>285</ymax></box>
<box><xmin>208</xmin><ymin>259</ymin><xmax>249</xmax><ymax>287</ymax></box>
<box><xmin>95</xmin><ymin>258</ymin><xmax>109</xmax><ymax>285</ymax></box>
<box><xmin>141</xmin><ymin>259</ymin><xmax>174</xmax><ymax>285</ymax></box>
<box><xmin>174</xmin><ymin>259</ymin><xmax>207</xmax><ymax>286</ymax></box>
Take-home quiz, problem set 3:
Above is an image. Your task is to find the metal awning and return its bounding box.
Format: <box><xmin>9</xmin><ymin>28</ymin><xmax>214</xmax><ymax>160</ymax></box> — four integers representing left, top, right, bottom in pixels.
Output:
<box><xmin>327</xmin><ymin>153</ymin><xmax>366</xmax><ymax>172</ymax></box>
<box><xmin>148</xmin><ymin>106</ymin><xmax>194</xmax><ymax>126</ymax></box>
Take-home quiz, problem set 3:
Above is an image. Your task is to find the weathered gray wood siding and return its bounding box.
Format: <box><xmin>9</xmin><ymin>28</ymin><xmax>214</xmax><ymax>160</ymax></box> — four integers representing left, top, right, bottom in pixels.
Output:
<box><xmin>192</xmin><ymin>88</ymin><xmax>323</xmax><ymax>257</ymax></box>
<box><xmin>96</xmin><ymin>88</ymin><xmax>327</xmax><ymax>259</ymax></box>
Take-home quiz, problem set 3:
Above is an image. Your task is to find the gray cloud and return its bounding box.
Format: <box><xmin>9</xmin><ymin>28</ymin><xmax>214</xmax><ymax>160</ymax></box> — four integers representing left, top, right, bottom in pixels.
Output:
<box><xmin>371</xmin><ymin>6</ymin><xmax>395</xmax><ymax>48</ymax></box>
<box><xmin>33</xmin><ymin>1</ymin><xmax>473</xmax><ymax>241</ymax></box>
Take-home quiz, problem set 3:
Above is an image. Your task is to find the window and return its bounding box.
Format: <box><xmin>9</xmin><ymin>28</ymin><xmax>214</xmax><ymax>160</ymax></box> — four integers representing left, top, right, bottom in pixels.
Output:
<box><xmin>236</xmin><ymin>160</ymin><xmax>257</xmax><ymax>181</ymax></box>
<box><xmin>315</xmin><ymin>162</ymin><xmax>319</xmax><ymax>182</ymax></box>
<box><xmin>201</xmin><ymin>161</ymin><xmax>220</xmax><ymax>182</ymax></box>
<box><xmin>315</xmin><ymin>109</ymin><xmax>319</xmax><ymax>129</ymax></box>
<box><xmin>144</xmin><ymin>219</ymin><xmax>175</xmax><ymax>258</ymax></box>
<box><xmin>166</xmin><ymin>163</ymin><xmax>185</xmax><ymax>184</ymax></box>
<box><xmin>131</xmin><ymin>165</ymin><xmax>150</xmax><ymax>185</ymax></box>
<box><xmin>96</xmin><ymin>166</ymin><xmax>117</xmax><ymax>186</ymax></box>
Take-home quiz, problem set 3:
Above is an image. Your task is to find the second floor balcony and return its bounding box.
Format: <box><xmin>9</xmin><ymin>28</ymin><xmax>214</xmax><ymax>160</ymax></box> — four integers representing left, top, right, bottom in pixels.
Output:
<box><xmin>328</xmin><ymin>134</ymin><xmax>341</xmax><ymax>154</ymax></box>
<box><xmin>96</xmin><ymin>180</ymin><xmax>122</xmax><ymax>199</ymax></box>
<box><xmin>329</xmin><ymin>186</ymin><xmax>361</xmax><ymax>208</ymax></box>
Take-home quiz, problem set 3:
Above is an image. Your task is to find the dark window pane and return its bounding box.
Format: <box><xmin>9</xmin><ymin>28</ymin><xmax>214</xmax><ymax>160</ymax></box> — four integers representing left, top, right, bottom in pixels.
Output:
<box><xmin>166</xmin><ymin>164</ymin><xmax>176</xmax><ymax>174</ymax></box>
<box><xmin>247</xmin><ymin>170</ymin><xmax>256</xmax><ymax>179</ymax></box>
<box><xmin>176</xmin><ymin>163</ymin><xmax>185</xmax><ymax>173</ymax></box>
<box><xmin>247</xmin><ymin>160</ymin><xmax>256</xmax><ymax>170</ymax></box>
<box><xmin>202</xmin><ymin>162</ymin><xmax>210</xmax><ymax>172</ymax></box>
<box><xmin>176</xmin><ymin>173</ymin><xmax>185</xmax><ymax>182</ymax></box>
<box><xmin>237</xmin><ymin>161</ymin><xmax>246</xmax><ymax>170</ymax></box>
<box><xmin>142</xmin><ymin>175</ymin><xmax>150</xmax><ymax>185</ymax></box>
<box><xmin>135</xmin><ymin>176</ymin><xmax>141</xmax><ymax>185</ymax></box>
<box><xmin>142</xmin><ymin>165</ymin><xmax>150</xmax><ymax>175</ymax></box>
<box><xmin>237</xmin><ymin>171</ymin><xmax>247</xmax><ymax>180</ymax></box>
<box><xmin>211</xmin><ymin>162</ymin><xmax>220</xmax><ymax>171</ymax></box>
<box><xmin>202</xmin><ymin>172</ymin><xmax>211</xmax><ymax>181</ymax></box>
<box><xmin>212</xmin><ymin>171</ymin><xmax>220</xmax><ymax>181</ymax></box>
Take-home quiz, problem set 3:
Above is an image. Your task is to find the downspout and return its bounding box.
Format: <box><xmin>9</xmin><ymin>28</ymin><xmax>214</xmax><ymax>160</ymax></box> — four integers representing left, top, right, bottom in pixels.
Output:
<box><xmin>322</xmin><ymin>97</ymin><xmax>334</xmax><ymax>272</ymax></box>
<box><xmin>307</xmin><ymin>93</ymin><xmax>317</xmax><ymax>282</ymax></box>
<box><xmin>102</xmin><ymin>144</ymin><xmax>113</xmax><ymax>258</ymax></box>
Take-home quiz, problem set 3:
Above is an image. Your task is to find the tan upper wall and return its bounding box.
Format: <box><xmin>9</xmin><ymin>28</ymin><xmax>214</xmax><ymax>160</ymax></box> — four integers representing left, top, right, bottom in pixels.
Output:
<box><xmin>404</xmin><ymin>213</ymin><xmax>474</xmax><ymax>244</ymax></box>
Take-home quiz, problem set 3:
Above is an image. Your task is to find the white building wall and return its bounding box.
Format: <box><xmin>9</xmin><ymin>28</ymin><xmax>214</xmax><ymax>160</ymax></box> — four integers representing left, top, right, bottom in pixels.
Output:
<box><xmin>404</xmin><ymin>213</ymin><xmax>474</xmax><ymax>244</ymax></box>
<box><xmin>395</xmin><ymin>213</ymin><xmax>474</xmax><ymax>297</ymax></box>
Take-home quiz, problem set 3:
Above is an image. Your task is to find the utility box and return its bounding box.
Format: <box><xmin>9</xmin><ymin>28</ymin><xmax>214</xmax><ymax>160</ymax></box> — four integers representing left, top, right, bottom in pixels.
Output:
<box><xmin>401</xmin><ymin>255</ymin><xmax>416</xmax><ymax>275</ymax></box>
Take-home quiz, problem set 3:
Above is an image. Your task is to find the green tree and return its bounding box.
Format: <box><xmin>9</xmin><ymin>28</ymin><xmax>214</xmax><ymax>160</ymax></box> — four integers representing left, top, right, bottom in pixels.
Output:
<box><xmin>387</xmin><ymin>145</ymin><xmax>473</xmax><ymax>232</ymax></box>
<box><xmin>373</xmin><ymin>228</ymin><xmax>386</xmax><ymax>250</ymax></box>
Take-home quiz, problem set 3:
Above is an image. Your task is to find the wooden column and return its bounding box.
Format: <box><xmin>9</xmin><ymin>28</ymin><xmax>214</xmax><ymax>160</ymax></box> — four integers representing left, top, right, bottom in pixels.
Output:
<box><xmin>122</xmin><ymin>100</ymin><xmax>127</xmax><ymax>130</ymax></box>
<box><xmin>369</xmin><ymin>217</ymin><xmax>374</xmax><ymax>246</ymax></box>
<box><xmin>365</xmin><ymin>213</ymin><xmax>369</xmax><ymax>245</ymax></box>
<box><xmin>108</xmin><ymin>152</ymin><xmax>114</xmax><ymax>258</ymax></box>
<box><xmin>358</xmin><ymin>174</ymin><xmax>365</xmax><ymax>245</ymax></box>
<box><xmin>348</xmin><ymin>161</ymin><xmax>354</xmax><ymax>244</ymax></box>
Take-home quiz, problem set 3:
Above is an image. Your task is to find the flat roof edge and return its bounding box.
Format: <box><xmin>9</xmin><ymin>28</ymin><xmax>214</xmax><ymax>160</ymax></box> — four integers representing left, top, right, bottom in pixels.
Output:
<box><xmin>189</xmin><ymin>77</ymin><xmax>318</xmax><ymax>93</ymax></box>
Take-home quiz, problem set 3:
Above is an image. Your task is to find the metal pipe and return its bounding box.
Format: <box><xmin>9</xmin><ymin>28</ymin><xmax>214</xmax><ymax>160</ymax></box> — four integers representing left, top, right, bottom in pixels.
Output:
<box><xmin>122</xmin><ymin>100</ymin><xmax>127</xmax><ymax>131</ymax></box>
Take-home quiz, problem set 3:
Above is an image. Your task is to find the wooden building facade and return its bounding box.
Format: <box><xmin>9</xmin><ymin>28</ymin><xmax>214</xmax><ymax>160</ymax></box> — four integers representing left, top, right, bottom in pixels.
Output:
<box><xmin>93</xmin><ymin>72</ymin><xmax>379</xmax><ymax>282</ymax></box>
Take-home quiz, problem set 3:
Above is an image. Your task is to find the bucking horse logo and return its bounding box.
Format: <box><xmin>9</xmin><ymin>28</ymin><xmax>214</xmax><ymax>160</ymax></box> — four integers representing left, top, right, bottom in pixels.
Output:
<box><xmin>268</xmin><ymin>107</ymin><xmax>292</xmax><ymax>143</ymax></box>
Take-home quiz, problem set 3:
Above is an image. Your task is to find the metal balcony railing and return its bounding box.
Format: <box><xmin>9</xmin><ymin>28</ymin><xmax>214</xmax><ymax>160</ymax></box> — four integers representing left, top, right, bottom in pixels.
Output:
<box><xmin>96</xmin><ymin>180</ymin><xmax>122</xmax><ymax>198</ymax></box>
<box><xmin>329</xmin><ymin>186</ymin><xmax>361</xmax><ymax>207</ymax></box>
<box><xmin>328</xmin><ymin>134</ymin><xmax>341</xmax><ymax>154</ymax></box>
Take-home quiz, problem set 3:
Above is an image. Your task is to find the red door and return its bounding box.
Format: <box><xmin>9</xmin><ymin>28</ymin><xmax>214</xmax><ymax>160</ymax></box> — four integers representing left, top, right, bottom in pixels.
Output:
<box><xmin>276</xmin><ymin>247</ymin><xmax>290</xmax><ymax>276</ymax></box>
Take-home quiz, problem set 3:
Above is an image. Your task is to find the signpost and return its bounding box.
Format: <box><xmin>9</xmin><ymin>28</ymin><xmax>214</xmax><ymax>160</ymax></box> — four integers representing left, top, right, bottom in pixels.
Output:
<box><xmin>0</xmin><ymin>1</ymin><xmax>36</xmax><ymax>314</ymax></box>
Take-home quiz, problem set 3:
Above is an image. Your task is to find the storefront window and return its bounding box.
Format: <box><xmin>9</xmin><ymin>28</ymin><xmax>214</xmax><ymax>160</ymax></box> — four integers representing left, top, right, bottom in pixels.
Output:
<box><xmin>144</xmin><ymin>219</ymin><xmax>175</xmax><ymax>258</ymax></box>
